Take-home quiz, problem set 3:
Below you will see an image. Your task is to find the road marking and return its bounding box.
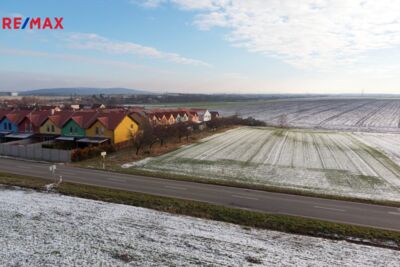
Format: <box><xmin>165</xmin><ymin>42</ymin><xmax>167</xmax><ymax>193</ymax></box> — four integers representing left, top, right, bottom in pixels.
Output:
<box><xmin>106</xmin><ymin>178</ymin><xmax>126</xmax><ymax>183</ymax></box>
<box><xmin>232</xmin><ymin>195</ymin><xmax>259</xmax><ymax>201</ymax></box>
<box><xmin>388</xmin><ymin>211</ymin><xmax>400</xmax><ymax>216</ymax></box>
<box><xmin>164</xmin><ymin>185</ymin><xmax>187</xmax><ymax>190</ymax></box>
<box><xmin>314</xmin><ymin>205</ymin><xmax>346</xmax><ymax>212</ymax></box>
<box><xmin>17</xmin><ymin>165</ymin><xmax>31</xmax><ymax>169</ymax></box>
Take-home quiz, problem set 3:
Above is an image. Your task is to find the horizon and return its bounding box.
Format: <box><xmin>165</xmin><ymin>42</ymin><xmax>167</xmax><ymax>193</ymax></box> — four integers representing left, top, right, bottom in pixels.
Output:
<box><xmin>2</xmin><ymin>1</ymin><xmax>400</xmax><ymax>94</ymax></box>
<box><xmin>8</xmin><ymin>87</ymin><xmax>400</xmax><ymax>97</ymax></box>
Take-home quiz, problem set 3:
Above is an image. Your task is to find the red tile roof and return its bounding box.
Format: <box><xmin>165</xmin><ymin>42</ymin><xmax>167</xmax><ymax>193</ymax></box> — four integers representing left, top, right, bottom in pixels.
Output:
<box><xmin>69</xmin><ymin>111</ymin><xmax>99</xmax><ymax>128</ymax></box>
<box><xmin>96</xmin><ymin>112</ymin><xmax>127</xmax><ymax>130</ymax></box>
<box><xmin>0</xmin><ymin>110</ymin><xmax>10</xmax><ymax>121</ymax></box>
<box><xmin>6</xmin><ymin>110</ymin><xmax>32</xmax><ymax>125</ymax></box>
<box><xmin>29</xmin><ymin>110</ymin><xmax>53</xmax><ymax>127</ymax></box>
<box><xmin>47</xmin><ymin>111</ymin><xmax>74</xmax><ymax>128</ymax></box>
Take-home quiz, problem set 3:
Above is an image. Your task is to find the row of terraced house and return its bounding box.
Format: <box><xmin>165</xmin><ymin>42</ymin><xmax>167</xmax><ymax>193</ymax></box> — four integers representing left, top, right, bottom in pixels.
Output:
<box><xmin>0</xmin><ymin>108</ymin><xmax>219</xmax><ymax>146</ymax></box>
<box><xmin>147</xmin><ymin>108</ymin><xmax>219</xmax><ymax>126</ymax></box>
<box><xmin>0</xmin><ymin>109</ymin><xmax>139</xmax><ymax>146</ymax></box>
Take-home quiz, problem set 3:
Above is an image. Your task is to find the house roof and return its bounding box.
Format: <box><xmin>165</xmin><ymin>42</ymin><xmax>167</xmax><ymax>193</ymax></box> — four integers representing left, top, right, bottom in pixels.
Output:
<box><xmin>0</xmin><ymin>110</ymin><xmax>10</xmax><ymax>121</ymax></box>
<box><xmin>6</xmin><ymin>110</ymin><xmax>32</xmax><ymax>125</ymax></box>
<box><xmin>48</xmin><ymin>111</ymin><xmax>74</xmax><ymax>128</ymax></box>
<box><xmin>95</xmin><ymin>112</ymin><xmax>127</xmax><ymax>130</ymax></box>
<box><xmin>29</xmin><ymin>110</ymin><xmax>53</xmax><ymax>127</ymax></box>
<box><xmin>146</xmin><ymin>108</ymin><xmax>190</xmax><ymax>120</ymax></box>
<box><xmin>69</xmin><ymin>111</ymin><xmax>99</xmax><ymax>129</ymax></box>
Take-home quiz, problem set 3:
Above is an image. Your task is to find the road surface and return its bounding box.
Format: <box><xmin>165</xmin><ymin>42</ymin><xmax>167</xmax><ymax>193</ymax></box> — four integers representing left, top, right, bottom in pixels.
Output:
<box><xmin>0</xmin><ymin>158</ymin><xmax>399</xmax><ymax>231</ymax></box>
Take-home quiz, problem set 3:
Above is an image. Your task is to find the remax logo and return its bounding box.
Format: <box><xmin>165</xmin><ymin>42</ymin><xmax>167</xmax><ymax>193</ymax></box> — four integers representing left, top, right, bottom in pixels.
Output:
<box><xmin>2</xmin><ymin>17</ymin><xmax>64</xmax><ymax>30</ymax></box>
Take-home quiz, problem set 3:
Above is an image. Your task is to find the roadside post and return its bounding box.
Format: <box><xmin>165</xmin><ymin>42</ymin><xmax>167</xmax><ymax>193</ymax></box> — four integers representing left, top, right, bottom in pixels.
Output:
<box><xmin>101</xmin><ymin>151</ymin><xmax>107</xmax><ymax>170</ymax></box>
<box><xmin>49</xmin><ymin>164</ymin><xmax>57</xmax><ymax>178</ymax></box>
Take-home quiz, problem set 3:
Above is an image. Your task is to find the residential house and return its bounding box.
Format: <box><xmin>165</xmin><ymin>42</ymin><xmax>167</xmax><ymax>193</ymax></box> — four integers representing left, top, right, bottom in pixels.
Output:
<box><xmin>1</xmin><ymin>110</ymin><xmax>31</xmax><ymax>133</ymax></box>
<box><xmin>86</xmin><ymin>112</ymin><xmax>139</xmax><ymax>144</ymax></box>
<box><xmin>175</xmin><ymin>110</ymin><xmax>189</xmax><ymax>123</ymax></box>
<box><xmin>40</xmin><ymin>111</ymin><xmax>73</xmax><ymax>135</ymax></box>
<box><xmin>61</xmin><ymin>111</ymin><xmax>98</xmax><ymax>138</ymax></box>
<box><xmin>186</xmin><ymin>110</ymin><xmax>200</xmax><ymax>123</ymax></box>
<box><xmin>19</xmin><ymin>110</ymin><xmax>52</xmax><ymax>133</ymax></box>
<box><xmin>0</xmin><ymin>110</ymin><xmax>12</xmax><ymax>135</ymax></box>
<box><xmin>193</xmin><ymin>109</ymin><xmax>212</xmax><ymax>122</ymax></box>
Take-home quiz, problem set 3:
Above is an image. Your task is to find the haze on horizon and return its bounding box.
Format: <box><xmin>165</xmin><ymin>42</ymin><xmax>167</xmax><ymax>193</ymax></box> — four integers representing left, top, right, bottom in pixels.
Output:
<box><xmin>2</xmin><ymin>0</ymin><xmax>400</xmax><ymax>94</ymax></box>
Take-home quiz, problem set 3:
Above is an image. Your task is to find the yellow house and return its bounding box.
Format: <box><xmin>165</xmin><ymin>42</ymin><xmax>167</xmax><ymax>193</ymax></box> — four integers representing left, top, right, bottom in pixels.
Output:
<box><xmin>39</xmin><ymin>111</ymin><xmax>73</xmax><ymax>135</ymax></box>
<box><xmin>86</xmin><ymin>113</ymin><xmax>139</xmax><ymax>144</ymax></box>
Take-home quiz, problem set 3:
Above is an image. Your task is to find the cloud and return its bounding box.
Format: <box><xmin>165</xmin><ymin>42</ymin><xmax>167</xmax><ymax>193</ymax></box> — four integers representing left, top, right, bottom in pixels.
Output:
<box><xmin>148</xmin><ymin>0</ymin><xmax>400</xmax><ymax>69</ymax></box>
<box><xmin>0</xmin><ymin>47</ymin><xmax>146</xmax><ymax>70</ymax></box>
<box><xmin>130</xmin><ymin>0</ymin><xmax>167</xmax><ymax>8</ymax></box>
<box><xmin>64</xmin><ymin>33</ymin><xmax>211</xmax><ymax>67</ymax></box>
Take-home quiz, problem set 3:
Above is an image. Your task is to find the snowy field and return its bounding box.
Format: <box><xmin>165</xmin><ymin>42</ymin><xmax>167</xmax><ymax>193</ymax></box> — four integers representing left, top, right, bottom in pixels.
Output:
<box><xmin>129</xmin><ymin>127</ymin><xmax>400</xmax><ymax>201</ymax></box>
<box><xmin>354</xmin><ymin>132</ymin><xmax>400</xmax><ymax>166</ymax></box>
<box><xmin>1</xmin><ymin>188</ymin><xmax>399</xmax><ymax>266</ymax></box>
<box><xmin>218</xmin><ymin>98</ymin><xmax>400</xmax><ymax>132</ymax></box>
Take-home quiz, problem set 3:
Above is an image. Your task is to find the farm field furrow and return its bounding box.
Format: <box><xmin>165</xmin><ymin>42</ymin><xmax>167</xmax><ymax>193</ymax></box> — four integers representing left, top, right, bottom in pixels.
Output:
<box><xmin>129</xmin><ymin>127</ymin><xmax>400</xmax><ymax>202</ymax></box>
<box><xmin>217</xmin><ymin>98</ymin><xmax>400</xmax><ymax>132</ymax></box>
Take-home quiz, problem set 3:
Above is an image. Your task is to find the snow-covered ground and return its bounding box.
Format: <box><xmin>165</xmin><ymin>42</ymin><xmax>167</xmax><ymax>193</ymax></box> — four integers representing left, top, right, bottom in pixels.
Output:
<box><xmin>354</xmin><ymin>132</ymin><xmax>400</xmax><ymax>166</ymax></box>
<box><xmin>1</xmin><ymin>187</ymin><xmax>399</xmax><ymax>266</ymax></box>
<box><xmin>218</xmin><ymin>98</ymin><xmax>400</xmax><ymax>132</ymax></box>
<box><xmin>130</xmin><ymin>127</ymin><xmax>400</xmax><ymax>202</ymax></box>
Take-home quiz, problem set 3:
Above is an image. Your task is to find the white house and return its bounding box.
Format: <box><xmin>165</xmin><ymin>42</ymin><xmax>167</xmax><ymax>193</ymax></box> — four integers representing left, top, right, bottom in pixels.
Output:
<box><xmin>196</xmin><ymin>109</ymin><xmax>211</xmax><ymax>122</ymax></box>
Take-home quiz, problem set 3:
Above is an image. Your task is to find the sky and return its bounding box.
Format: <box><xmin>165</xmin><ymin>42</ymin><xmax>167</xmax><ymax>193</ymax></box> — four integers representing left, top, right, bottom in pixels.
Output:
<box><xmin>2</xmin><ymin>0</ymin><xmax>400</xmax><ymax>94</ymax></box>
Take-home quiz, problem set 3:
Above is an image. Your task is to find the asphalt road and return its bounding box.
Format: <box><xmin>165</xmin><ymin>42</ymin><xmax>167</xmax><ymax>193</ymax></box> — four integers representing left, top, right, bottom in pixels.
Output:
<box><xmin>0</xmin><ymin>157</ymin><xmax>399</xmax><ymax>231</ymax></box>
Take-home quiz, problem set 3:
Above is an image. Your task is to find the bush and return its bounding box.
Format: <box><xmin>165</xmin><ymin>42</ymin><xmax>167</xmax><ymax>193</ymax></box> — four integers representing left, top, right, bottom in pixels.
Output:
<box><xmin>71</xmin><ymin>143</ymin><xmax>116</xmax><ymax>162</ymax></box>
<box><xmin>206</xmin><ymin>115</ymin><xmax>266</xmax><ymax>129</ymax></box>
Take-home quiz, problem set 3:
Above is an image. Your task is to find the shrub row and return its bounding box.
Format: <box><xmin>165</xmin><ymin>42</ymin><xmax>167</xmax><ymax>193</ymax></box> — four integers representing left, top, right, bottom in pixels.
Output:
<box><xmin>71</xmin><ymin>144</ymin><xmax>116</xmax><ymax>162</ymax></box>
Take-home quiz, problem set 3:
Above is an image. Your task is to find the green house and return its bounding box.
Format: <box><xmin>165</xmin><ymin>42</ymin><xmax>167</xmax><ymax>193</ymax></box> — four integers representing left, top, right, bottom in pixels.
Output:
<box><xmin>61</xmin><ymin>119</ymin><xmax>86</xmax><ymax>137</ymax></box>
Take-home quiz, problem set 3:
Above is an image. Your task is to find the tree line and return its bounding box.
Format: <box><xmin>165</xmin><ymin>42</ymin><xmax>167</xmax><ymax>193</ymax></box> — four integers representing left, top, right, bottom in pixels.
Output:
<box><xmin>133</xmin><ymin>115</ymin><xmax>266</xmax><ymax>155</ymax></box>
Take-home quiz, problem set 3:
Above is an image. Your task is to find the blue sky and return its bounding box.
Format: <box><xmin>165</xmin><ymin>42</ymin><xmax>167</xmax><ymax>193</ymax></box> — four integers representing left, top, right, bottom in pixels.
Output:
<box><xmin>1</xmin><ymin>0</ymin><xmax>400</xmax><ymax>94</ymax></box>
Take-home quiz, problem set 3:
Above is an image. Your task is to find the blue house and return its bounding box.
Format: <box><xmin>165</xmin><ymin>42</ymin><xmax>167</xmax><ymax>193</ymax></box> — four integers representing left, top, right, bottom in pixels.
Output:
<box><xmin>0</xmin><ymin>116</ymin><xmax>18</xmax><ymax>133</ymax></box>
<box><xmin>0</xmin><ymin>110</ymin><xmax>30</xmax><ymax>134</ymax></box>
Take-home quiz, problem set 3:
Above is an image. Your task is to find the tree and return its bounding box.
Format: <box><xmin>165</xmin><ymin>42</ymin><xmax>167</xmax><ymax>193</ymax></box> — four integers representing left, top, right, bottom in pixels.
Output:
<box><xmin>177</xmin><ymin>122</ymin><xmax>193</xmax><ymax>142</ymax></box>
<box><xmin>133</xmin><ymin>116</ymin><xmax>156</xmax><ymax>155</ymax></box>
<box><xmin>277</xmin><ymin>114</ymin><xmax>288</xmax><ymax>128</ymax></box>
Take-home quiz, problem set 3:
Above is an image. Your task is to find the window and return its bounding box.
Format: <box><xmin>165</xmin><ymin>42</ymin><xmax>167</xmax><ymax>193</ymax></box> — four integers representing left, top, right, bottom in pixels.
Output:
<box><xmin>70</xmin><ymin>126</ymin><xmax>73</xmax><ymax>133</ymax></box>
<box><xmin>130</xmin><ymin>124</ymin><xmax>133</xmax><ymax>129</ymax></box>
<box><xmin>74</xmin><ymin>127</ymin><xmax>78</xmax><ymax>133</ymax></box>
<box><xmin>95</xmin><ymin>127</ymin><xmax>99</xmax><ymax>135</ymax></box>
<box><xmin>47</xmin><ymin>126</ymin><xmax>50</xmax><ymax>132</ymax></box>
<box><xmin>8</xmin><ymin>123</ymin><xmax>11</xmax><ymax>130</ymax></box>
<box><xmin>100</xmin><ymin>127</ymin><xmax>104</xmax><ymax>135</ymax></box>
<box><xmin>51</xmin><ymin>125</ymin><xmax>55</xmax><ymax>132</ymax></box>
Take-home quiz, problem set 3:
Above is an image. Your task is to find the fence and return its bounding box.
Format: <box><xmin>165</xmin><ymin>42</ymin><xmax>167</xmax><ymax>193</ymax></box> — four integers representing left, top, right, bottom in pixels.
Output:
<box><xmin>0</xmin><ymin>140</ymin><xmax>71</xmax><ymax>162</ymax></box>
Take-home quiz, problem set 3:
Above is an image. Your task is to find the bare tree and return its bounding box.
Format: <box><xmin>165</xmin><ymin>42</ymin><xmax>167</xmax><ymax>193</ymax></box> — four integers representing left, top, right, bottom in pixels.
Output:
<box><xmin>278</xmin><ymin>114</ymin><xmax>288</xmax><ymax>128</ymax></box>
<box><xmin>133</xmin><ymin>116</ymin><xmax>156</xmax><ymax>155</ymax></box>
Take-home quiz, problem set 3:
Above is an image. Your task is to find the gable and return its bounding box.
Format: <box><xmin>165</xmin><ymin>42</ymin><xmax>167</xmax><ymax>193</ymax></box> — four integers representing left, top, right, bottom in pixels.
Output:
<box><xmin>62</xmin><ymin>119</ymin><xmax>85</xmax><ymax>136</ymax></box>
<box><xmin>40</xmin><ymin>119</ymin><xmax>61</xmax><ymax>134</ymax></box>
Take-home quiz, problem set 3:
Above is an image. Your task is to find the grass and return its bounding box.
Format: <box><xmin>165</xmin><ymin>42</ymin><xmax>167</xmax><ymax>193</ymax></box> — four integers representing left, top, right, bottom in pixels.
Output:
<box><xmin>0</xmin><ymin>171</ymin><xmax>399</xmax><ymax>250</ymax></box>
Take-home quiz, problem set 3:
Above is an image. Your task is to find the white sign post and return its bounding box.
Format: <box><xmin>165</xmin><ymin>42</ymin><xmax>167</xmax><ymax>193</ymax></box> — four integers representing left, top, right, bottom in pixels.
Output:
<box><xmin>101</xmin><ymin>151</ymin><xmax>107</xmax><ymax>169</ymax></box>
<box><xmin>49</xmin><ymin>164</ymin><xmax>57</xmax><ymax>178</ymax></box>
